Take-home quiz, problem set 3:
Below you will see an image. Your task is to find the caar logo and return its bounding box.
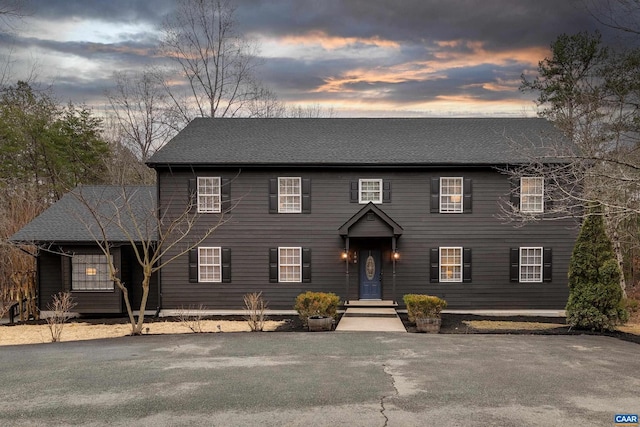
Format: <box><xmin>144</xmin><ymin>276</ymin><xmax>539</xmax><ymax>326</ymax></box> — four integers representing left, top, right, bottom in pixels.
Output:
<box><xmin>615</xmin><ymin>414</ymin><xmax>639</xmax><ymax>426</ymax></box>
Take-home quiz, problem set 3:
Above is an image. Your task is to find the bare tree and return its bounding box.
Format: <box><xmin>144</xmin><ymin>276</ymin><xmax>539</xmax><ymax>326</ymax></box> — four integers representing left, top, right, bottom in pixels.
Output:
<box><xmin>511</xmin><ymin>31</ymin><xmax>640</xmax><ymax>295</ymax></box>
<box><xmin>72</xmin><ymin>185</ymin><xmax>231</xmax><ymax>335</ymax></box>
<box><xmin>106</xmin><ymin>70</ymin><xmax>176</xmax><ymax>161</ymax></box>
<box><xmin>584</xmin><ymin>0</ymin><xmax>640</xmax><ymax>36</ymax></box>
<box><xmin>159</xmin><ymin>0</ymin><xmax>263</xmax><ymax>123</ymax></box>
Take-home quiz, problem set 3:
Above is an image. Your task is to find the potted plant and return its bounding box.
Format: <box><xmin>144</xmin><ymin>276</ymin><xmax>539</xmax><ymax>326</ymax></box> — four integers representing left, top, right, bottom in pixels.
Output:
<box><xmin>403</xmin><ymin>294</ymin><xmax>447</xmax><ymax>333</ymax></box>
<box><xmin>294</xmin><ymin>291</ymin><xmax>340</xmax><ymax>331</ymax></box>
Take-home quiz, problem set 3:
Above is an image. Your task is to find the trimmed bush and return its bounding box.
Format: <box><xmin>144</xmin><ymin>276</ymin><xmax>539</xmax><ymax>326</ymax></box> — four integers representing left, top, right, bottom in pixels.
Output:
<box><xmin>294</xmin><ymin>291</ymin><xmax>340</xmax><ymax>326</ymax></box>
<box><xmin>403</xmin><ymin>294</ymin><xmax>447</xmax><ymax>323</ymax></box>
<box><xmin>566</xmin><ymin>207</ymin><xmax>629</xmax><ymax>331</ymax></box>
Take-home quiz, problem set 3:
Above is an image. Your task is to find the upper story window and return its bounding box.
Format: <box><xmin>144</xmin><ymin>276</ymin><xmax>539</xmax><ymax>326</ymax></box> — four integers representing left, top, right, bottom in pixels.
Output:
<box><xmin>278</xmin><ymin>177</ymin><xmax>301</xmax><ymax>213</ymax></box>
<box><xmin>519</xmin><ymin>247</ymin><xmax>542</xmax><ymax>282</ymax></box>
<box><xmin>198</xmin><ymin>247</ymin><xmax>221</xmax><ymax>282</ymax></box>
<box><xmin>440</xmin><ymin>177</ymin><xmax>463</xmax><ymax>213</ymax></box>
<box><xmin>72</xmin><ymin>254</ymin><xmax>114</xmax><ymax>291</ymax></box>
<box><xmin>520</xmin><ymin>177</ymin><xmax>544</xmax><ymax>213</ymax></box>
<box><xmin>439</xmin><ymin>247</ymin><xmax>462</xmax><ymax>282</ymax></box>
<box><xmin>197</xmin><ymin>177</ymin><xmax>221</xmax><ymax>213</ymax></box>
<box><xmin>359</xmin><ymin>179</ymin><xmax>383</xmax><ymax>204</ymax></box>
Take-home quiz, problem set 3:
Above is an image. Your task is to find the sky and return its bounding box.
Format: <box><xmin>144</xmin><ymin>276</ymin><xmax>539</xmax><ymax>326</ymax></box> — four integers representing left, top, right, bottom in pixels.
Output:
<box><xmin>0</xmin><ymin>0</ymin><xmax>627</xmax><ymax>117</ymax></box>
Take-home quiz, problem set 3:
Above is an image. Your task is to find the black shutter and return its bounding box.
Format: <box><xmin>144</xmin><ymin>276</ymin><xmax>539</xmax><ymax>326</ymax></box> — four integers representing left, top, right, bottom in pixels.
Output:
<box><xmin>383</xmin><ymin>180</ymin><xmax>391</xmax><ymax>203</ymax></box>
<box><xmin>510</xmin><ymin>178</ymin><xmax>520</xmax><ymax>211</ymax></box>
<box><xmin>268</xmin><ymin>178</ymin><xmax>278</xmax><ymax>213</ymax></box>
<box><xmin>510</xmin><ymin>248</ymin><xmax>520</xmax><ymax>282</ymax></box>
<box><xmin>221</xmin><ymin>248</ymin><xmax>231</xmax><ymax>283</ymax></box>
<box><xmin>269</xmin><ymin>248</ymin><xmax>278</xmax><ymax>282</ymax></box>
<box><xmin>350</xmin><ymin>181</ymin><xmax>358</xmax><ymax>203</ymax></box>
<box><xmin>189</xmin><ymin>248</ymin><xmax>198</xmax><ymax>283</ymax></box>
<box><xmin>463</xmin><ymin>178</ymin><xmax>472</xmax><ymax>213</ymax></box>
<box><xmin>221</xmin><ymin>178</ymin><xmax>231</xmax><ymax>213</ymax></box>
<box><xmin>302</xmin><ymin>178</ymin><xmax>311</xmax><ymax>213</ymax></box>
<box><xmin>430</xmin><ymin>177</ymin><xmax>440</xmax><ymax>213</ymax></box>
<box><xmin>544</xmin><ymin>178</ymin><xmax>553</xmax><ymax>211</ymax></box>
<box><xmin>188</xmin><ymin>178</ymin><xmax>197</xmax><ymax>211</ymax></box>
<box><xmin>430</xmin><ymin>248</ymin><xmax>439</xmax><ymax>283</ymax></box>
<box><xmin>543</xmin><ymin>248</ymin><xmax>552</xmax><ymax>282</ymax></box>
<box><xmin>463</xmin><ymin>248</ymin><xmax>472</xmax><ymax>283</ymax></box>
<box><xmin>302</xmin><ymin>248</ymin><xmax>311</xmax><ymax>283</ymax></box>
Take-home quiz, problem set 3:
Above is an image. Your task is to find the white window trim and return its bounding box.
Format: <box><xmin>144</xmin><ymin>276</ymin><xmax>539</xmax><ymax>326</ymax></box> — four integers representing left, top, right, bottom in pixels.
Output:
<box><xmin>439</xmin><ymin>247</ymin><xmax>463</xmax><ymax>283</ymax></box>
<box><xmin>198</xmin><ymin>247</ymin><xmax>221</xmax><ymax>283</ymax></box>
<box><xmin>72</xmin><ymin>254</ymin><xmax>115</xmax><ymax>291</ymax></box>
<box><xmin>278</xmin><ymin>177</ymin><xmax>302</xmax><ymax>213</ymax></box>
<box><xmin>519</xmin><ymin>246</ymin><xmax>543</xmax><ymax>283</ymax></box>
<box><xmin>520</xmin><ymin>177</ymin><xmax>544</xmax><ymax>213</ymax></box>
<box><xmin>278</xmin><ymin>246</ymin><xmax>302</xmax><ymax>283</ymax></box>
<box><xmin>439</xmin><ymin>177</ymin><xmax>463</xmax><ymax>213</ymax></box>
<box><xmin>197</xmin><ymin>177</ymin><xmax>221</xmax><ymax>213</ymax></box>
<box><xmin>359</xmin><ymin>178</ymin><xmax>383</xmax><ymax>204</ymax></box>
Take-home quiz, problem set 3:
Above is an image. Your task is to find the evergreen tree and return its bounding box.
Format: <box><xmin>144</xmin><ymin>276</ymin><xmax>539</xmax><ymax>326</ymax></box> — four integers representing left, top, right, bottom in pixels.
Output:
<box><xmin>566</xmin><ymin>206</ymin><xmax>629</xmax><ymax>331</ymax></box>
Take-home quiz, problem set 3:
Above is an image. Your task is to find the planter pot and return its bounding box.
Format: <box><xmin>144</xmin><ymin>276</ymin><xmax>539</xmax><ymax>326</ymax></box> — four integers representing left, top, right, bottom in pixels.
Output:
<box><xmin>307</xmin><ymin>316</ymin><xmax>334</xmax><ymax>332</ymax></box>
<box><xmin>415</xmin><ymin>317</ymin><xmax>441</xmax><ymax>333</ymax></box>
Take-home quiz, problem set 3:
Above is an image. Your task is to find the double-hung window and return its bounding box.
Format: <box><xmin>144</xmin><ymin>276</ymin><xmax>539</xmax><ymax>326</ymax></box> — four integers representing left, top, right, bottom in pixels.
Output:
<box><xmin>520</xmin><ymin>177</ymin><xmax>544</xmax><ymax>213</ymax></box>
<box><xmin>359</xmin><ymin>179</ymin><xmax>383</xmax><ymax>204</ymax></box>
<box><xmin>197</xmin><ymin>177</ymin><xmax>221</xmax><ymax>213</ymax></box>
<box><xmin>519</xmin><ymin>247</ymin><xmax>542</xmax><ymax>282</ymax></box>
<box><xmin>278</xmin><ymin>177</ymin><xmax>301</xmax><ymax>213</ymax></box>
<box><xmin>440</xmin><ymin>177</ymin><xmax>463</xmax><ymax>213</ymax></box>
<box><xmin>439</xmin><ymin>247</ymin><xmax>462</xmax><ymax>282</ymax></box>
<box><xmin>278</xmin><ymin>247</ymin><xmax>302</xmax><ymax>282</ymax></box>
<box><xmin>198</xmin><ymin>247</ymin><xmax>221</xmax><ymax>282</ymax></box>
<box><xmin>72</xmin><ymin>254</ymin><xmax>114</xmax><ymax>291</ymax></box>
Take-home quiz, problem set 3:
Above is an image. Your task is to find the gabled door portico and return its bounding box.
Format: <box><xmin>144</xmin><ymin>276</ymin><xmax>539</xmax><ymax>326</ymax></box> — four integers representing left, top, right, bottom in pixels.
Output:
<box><xmin>338</xmin><ymin>202</ymin><xmax>403</xmax><ymax>303</ymax></box>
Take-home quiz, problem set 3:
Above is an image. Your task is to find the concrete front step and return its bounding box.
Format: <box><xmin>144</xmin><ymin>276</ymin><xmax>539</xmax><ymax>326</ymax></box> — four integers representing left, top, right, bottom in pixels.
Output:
<box><xmin>343</xmin><ymin>300</ymin><xmax>398</xmax><ymax>308</ymax></box>
<box><xmin>335</xmin><ymin>307</ymin><xmax>406</xmax><ymax>332</ymax></box>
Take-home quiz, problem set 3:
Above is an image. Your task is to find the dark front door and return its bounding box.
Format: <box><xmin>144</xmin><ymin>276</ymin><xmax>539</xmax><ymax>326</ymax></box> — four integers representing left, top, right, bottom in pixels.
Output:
<box><xmin>359</xmin><ymin>249</ymin><xmax>382</xmax><ymax>299</ymax></box>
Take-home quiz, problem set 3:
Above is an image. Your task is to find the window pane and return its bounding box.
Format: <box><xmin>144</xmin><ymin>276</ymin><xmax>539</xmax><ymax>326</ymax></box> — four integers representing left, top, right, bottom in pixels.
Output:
<box><xmin>520</xmin><ymin>247</ymin><xmax>542</xmax><ymax>282</ymax></box>
<box><xmin>359</xmin><ymin>179</ymin><xmax>382</xmax><ymax>203</ymax></box>
<box><xmin>440</xmin><ymin>247</ymin><xmax>462</xmax><ymax>282</ymax></box>
<box><xmin>440</xmin><ymin>177</ymin><xmax>463</xmax><ymax>212</ymax></box>
<box><xmin>279</xmin><ymin>247</ymin><xmax>301</xmax><ymax>282</ymax></box>
<box><xmin>199</xmin><ymin>247</ymin><xmax>221</xmax><ymax>282</ymax></box>
<box><xmin>198</xmin><ymin>177</ymin><xmax>221</xmax><ymax>213</ymax></box>
<box><xmin>72</xmin><ymin>254</ymin><xmax>114</xmax><ymax>291</ymax></box>
<box><xmin>279</xmin><ymin>177</ymin><xmax>301</xmax><ymax>213</ymax></box>
<box><xmin>521</xmin><ymin>177</ymin><xmax>543</xmax><ymax>213</ymax></box>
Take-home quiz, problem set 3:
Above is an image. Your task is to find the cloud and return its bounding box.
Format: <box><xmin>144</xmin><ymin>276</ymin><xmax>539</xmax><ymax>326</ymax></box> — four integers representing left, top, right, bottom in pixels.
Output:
<box><xmin>2</xmin><ymin>0</ymin><xmax>607</xmax><ymax>116</ymax></box>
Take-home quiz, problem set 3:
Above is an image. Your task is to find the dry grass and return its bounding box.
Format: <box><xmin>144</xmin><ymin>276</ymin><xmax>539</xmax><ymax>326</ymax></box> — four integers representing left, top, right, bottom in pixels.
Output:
<box><xmin>463</xmin><ymin>320</ymin><xmax>566</xmax><ymax>331</ymax></box>
<box><xmin>0</xmin><ymin>319</ymin><xmax>286</xmax><ymax>346</ymax></box>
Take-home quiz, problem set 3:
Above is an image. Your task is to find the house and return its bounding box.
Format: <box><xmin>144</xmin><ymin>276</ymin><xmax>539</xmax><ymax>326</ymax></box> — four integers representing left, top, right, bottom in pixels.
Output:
<box><xmin>12</xmin><ymin>118</ymin><xmax>578</xmax><ymax>315</ymax></box>
<box><xmin>10</xmin><ymin>186</ymin><xmax>159</xmax><ymax>314</ymax></box>
<box><xmin>147</xmin><ymin>117</ymin><xmax>577</xmax><ymax>312</ymax></box>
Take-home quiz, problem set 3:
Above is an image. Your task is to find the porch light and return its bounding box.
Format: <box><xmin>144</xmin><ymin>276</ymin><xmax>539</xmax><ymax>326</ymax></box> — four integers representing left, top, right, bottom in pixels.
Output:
<box><xmin>392</xmin><ymin>250</ymin><xmax>400</xmax><ymax>261</ymax></box>
<box><xmin>86</xmin><ymin>267</ymin><xmax>97</xmax><ymax>276</ymax></box>
<box><xmin>341</xmin><ymin>250</ymin><xmax>348</xmax><ymax>260</ymax></box>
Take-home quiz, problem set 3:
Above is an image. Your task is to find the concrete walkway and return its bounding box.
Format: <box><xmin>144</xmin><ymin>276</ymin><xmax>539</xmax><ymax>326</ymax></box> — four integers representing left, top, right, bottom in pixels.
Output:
<box><xmin>335</xmin><ymin>307</ymin><xmax>406</xmax><ymax>332</ymax></box>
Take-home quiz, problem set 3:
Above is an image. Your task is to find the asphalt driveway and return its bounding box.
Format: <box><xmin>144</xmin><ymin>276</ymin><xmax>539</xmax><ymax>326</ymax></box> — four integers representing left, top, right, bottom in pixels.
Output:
<box><xmin>0</xmin><ymin>333</ymin><xmax>638</xmax><ymax>426</ymax></box>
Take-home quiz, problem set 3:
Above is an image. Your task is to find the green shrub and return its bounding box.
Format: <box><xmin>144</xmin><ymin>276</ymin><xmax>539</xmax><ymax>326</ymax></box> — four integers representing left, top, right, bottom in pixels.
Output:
<box><xmin>294</xmin><ymin>291</ymin><xmax>340</xmax><ymax>326</ymax></box>
<box><xmin>566</xmin><ymin>208</ymin><xmax>629</xmax><ymax>331</ymax></box>
<box><xmin>403</xmin><ymin>294</ymin><xmax>447</xmax><ymax>323</ymax></box>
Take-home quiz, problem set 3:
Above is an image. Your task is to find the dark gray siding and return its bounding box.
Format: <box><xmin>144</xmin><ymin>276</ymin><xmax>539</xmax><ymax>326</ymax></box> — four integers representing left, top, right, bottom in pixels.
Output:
<box><xmin>36</xmin><ymin>244</ymin><xmax>158</xmax><ymax>314</ymax></box>
<box><xmin>157</xmin><ymin>167</ymin><xmax>578</xmax><ymax>310</ymax></box>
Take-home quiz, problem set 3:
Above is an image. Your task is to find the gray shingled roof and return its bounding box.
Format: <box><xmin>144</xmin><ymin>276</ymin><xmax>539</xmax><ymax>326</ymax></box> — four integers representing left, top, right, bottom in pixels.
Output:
<box><xmin>147</xmin><ymin>118</ymin><xmax>566</xmax><ymax>167</ymax></box>
<box><xmin>10</xmin><ymin>186</ymin><xmax>157</xmax><ymax>243</ymax></box>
